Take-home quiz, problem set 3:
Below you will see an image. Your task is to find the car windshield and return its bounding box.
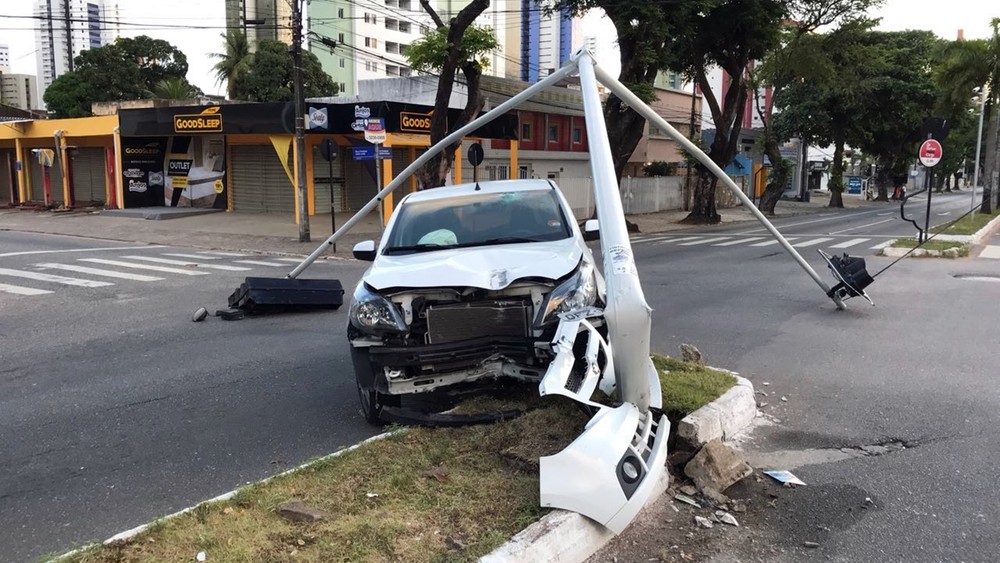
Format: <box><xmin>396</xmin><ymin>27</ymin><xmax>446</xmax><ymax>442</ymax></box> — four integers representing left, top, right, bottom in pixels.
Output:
<box><xmin>384</xmin><ymin>188</ymin><xmax>572</xmax><ymax>254</ymax></box>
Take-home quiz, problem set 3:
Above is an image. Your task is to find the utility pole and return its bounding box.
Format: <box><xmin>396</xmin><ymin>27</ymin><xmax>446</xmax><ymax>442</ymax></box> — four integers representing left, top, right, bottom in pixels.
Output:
<box><xmin>291</xmin><ymin>0</ymin><xmax>310</xmax><ymax>242</ymax></box>
<box><xmin>63</xmin><ymin>0</ymin><xmax>73</xmax><ymax>72</ymax></box>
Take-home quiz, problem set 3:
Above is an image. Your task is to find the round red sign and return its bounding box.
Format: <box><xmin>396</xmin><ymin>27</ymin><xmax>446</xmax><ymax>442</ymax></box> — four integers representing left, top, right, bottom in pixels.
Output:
<box><xmin>918</xmin><ymin>139</ymin><xmax>942</xmax><ymax>167</ymax></box>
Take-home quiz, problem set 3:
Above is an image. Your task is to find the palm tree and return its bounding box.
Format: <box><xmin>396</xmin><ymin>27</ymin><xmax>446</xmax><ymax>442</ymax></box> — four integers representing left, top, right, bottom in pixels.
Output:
<box><xmin>210</xmin><ymin>31</ymin><xmax>253</xmax><ymax>100</ymax></box>
<box><xmin>935</xmin><ymin>19</ymin><xmax>1000</xmax><ymax>213</ymax></box>
<box><xmin>150</xmin><ymin>77</ymin><xmax>199</xmax><ymax>100</ymax></box>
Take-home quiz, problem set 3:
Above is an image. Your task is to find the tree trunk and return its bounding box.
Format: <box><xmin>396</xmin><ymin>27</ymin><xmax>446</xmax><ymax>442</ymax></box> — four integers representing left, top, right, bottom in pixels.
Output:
<box><xmin>604</xmin><ymin>95</ymin><xmax>648</xmax><ymax>183</ymax></box>
<box><xmin>758</xmin><ymin>135</ymin><xmax>791</xmax><ymax>215</ymax></box>
<box><xmin>686</xmin><ymin>169</ymin><xmax>721</xmax><ymax>223</ymax></box>
<box><xmin>874</xmin><ymin>159</ymin><xmax>893</xmax><ymax>201</ymax></box>
<box><xmin>828</xmin><ymin>137</ymin><xmax>845</xmax><ymax>208</ymax></box>
<box><xmin>983</xmin><ymin>105</ymin><xmax>999</xmax><ymax>214</ymax></box>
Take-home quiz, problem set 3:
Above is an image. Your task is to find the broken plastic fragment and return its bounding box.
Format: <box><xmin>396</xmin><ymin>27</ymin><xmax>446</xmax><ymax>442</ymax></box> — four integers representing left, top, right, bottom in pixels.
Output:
<box><xmin>763</xmin><ymin>470</ymin><xmax>806</xmax><ymax>486</ymax></box>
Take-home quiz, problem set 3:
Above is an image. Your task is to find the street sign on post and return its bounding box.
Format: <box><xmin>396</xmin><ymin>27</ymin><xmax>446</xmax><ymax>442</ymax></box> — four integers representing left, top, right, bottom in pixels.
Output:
<box><xmin>918</xmin><ymin>139</ymin><xmax>942</xmax><ymax>167</ymax></box>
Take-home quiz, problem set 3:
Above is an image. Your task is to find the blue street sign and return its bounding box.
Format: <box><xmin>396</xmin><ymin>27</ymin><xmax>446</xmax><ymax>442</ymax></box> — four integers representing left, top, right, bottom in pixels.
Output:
<box><xmin>847</xmin><ymin>176</ymin><xmax>863</xmax><ymax>195</ymax></box>
<box><xmin>378</xmin><ymin>147</ymin><xmax>392</xmax><ymax>159</ymax></box>
<box><xmin>353</xmin><ymin>147</ymin><xmax>375</xmax><ymax>160</ymax></box>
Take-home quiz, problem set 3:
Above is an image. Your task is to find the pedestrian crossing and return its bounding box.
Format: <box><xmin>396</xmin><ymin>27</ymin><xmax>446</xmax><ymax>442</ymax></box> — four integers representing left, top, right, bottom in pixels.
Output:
<box><xmin>630</xmin><ymin>233</ymin><xmax>893</xmax><ymax>252</ymax></box>
<box><xmin>0</xmin><ymin>250</ymin><xmax>307</xmax><ymax>298</ymax></box>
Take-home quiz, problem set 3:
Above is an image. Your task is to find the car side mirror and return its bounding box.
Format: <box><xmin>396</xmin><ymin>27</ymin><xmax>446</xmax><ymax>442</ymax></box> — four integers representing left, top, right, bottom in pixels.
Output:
<box><xmin>583</xmin><ymin>219</ymin><xmax>600</xmax><ymax>241</ymax></box>
<box><xmin>352</xmin><ymin>240</ymin><xmax>377</xmax><ymax>261</ymax></box>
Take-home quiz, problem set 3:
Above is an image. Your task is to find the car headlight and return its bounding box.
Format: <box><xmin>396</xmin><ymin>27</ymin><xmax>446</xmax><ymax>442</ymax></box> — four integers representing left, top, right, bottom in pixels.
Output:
<box><xmin>535</xmin><ymin>260</ymin><xmax>598</xmax><ymax>327</ymax></box>
<box><xmin>349</xmin><ymin>283</ymin><xmax>407</xmax><ymax>334</ymax></box>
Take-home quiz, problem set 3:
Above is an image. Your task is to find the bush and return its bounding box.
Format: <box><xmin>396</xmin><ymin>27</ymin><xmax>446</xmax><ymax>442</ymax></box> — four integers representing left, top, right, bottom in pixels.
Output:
<box><xmin>643</xmin><ymin>161</ymin><xmax>679</xmax><ymax>177</ymax></box>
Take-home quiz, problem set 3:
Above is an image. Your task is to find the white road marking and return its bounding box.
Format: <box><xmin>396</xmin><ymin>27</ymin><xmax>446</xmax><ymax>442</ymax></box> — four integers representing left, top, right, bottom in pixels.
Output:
<box><xmin>276</xmin><ymin>257</ymin><xmax>308</xmax><ymax>263</ymax></box>
<box><xmin>793</xmin><ymin>237</ymin><xmax>835</xmax><ymax>248</ymax></box>
<box><xmin>34</xmin><ymin>263</ymin><xmax>163</xmax><ymax>281</ymax></box>
<box><xmin>714</xmin><ymin>237</ymin><xmax>764</xmax><ymax>246</ymax></box>
<box><xmin>829</xmin><ymin>238</ymin><xmax>871</xmax><ymax>249</ymax></box>
<box><xmin>0</xmin><ymin>282</ymin><xmax>53</xmax><ymax>296</ymax></box>
<box><xmin>161</xmin><ymin>253</ymin><xmax>221</xmax><ymax>260</ymax></box>
<box><xmin>678</xmin><ymin>237</ymin><xmax>732</xmax><ymax>246</ymax></box>
<box><xmin>877</xmin><ymin>212</ymin><xmax>893</xmax><ymax>216</ymax></box>
<box><xmin>121</xmin><ymin>256</ymin><xmax>251</xmax><ymax>271</ymax></box>
<box><xmin>198</xmin><ymin>251</ymin><xmax>249</xmax><ymax>257</ymax></box>
<box><xmin>979</xmin><ymin>245</ymin><xmax>1000</xmax><ymax>259</ymax></box>
<box><xmin>633</xmin><ymin>235</ymin><xmax>672</xmax><ymax>244</ymax></box>
<box><xmin>0</xmin><ymin>267</ymin><xmax>114</xmax><ymax>288</ymax></box>
<box><xmin>751</xmin><ymin>237</ymin><xmax>799</xmax><ymax>247</ymax></box>
<box><xmin>80</xmin><ymin>258</ymin><xmax>211</xmax><ymax>276</ymax></box>
<box><xmin>937</xmin><ymin>212</ymin><xmax>951</xmax><ymax>216</ymax></box>
<box><xmin>870</xmin><ymin>241</ymin><xmax>895</xmax><ymax>250</ymax></box>
<box><xmin>738</xmin><ymin>208</ymin><xmax>885</xmax><ymax>233</ymax></box>
<box><xmin>0</xmin><ymin>245</ymin><xmax>165</xmax><ymax>258</ymax></box>
<box><xmin>234</xmin><ymin>260</ymin><xmax>288</xmax><ymax>267</ymax></box>
<box><xmin>652</xmin><ymin>236</ymin><xmax>703</xmax><ymax>245</ymax></box>
<box><xmin>829</xmin><ymin>219</ymin><xmax>895</xmax><ymax>235</ymax></box>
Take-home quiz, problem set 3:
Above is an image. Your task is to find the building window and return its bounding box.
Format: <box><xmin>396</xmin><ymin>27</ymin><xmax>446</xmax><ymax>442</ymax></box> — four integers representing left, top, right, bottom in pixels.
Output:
<box><xmin>521</xmin><ymin>122</ymin><xmax>531</xmax><ymax>140</ymax></box>
<box><xmin>385</xmin><ymin>0</ymin><xmax>397</xmax><ymax>6</ymax></box>
<box><xmin>386</xmin><ymin>41</ymin><xmax>399</xmax><ymax>54</ymax></box>
<box><xmin>340</xmin><ymin>82</ymin><xmax>347</xmax><ymax>92</ymax></box>
<box><xmin>399</xmin><ymin>21</ymin><xmax>412</xmax><ymax>33</ymax></box>
<box><xmin>548</xmin><ymin>124</ymin><xmax>558</xmax><ymax>142</ymax></box>
<box><xmin>385</xmin><ymin>18</ymin><xmax>398</xmax><ymax>31</ymax></box>
<box><xmin>339</xmin><ymin>58</ymin><xmax>345</xmax><ymax>68</ymax></box>
<box><xmin>364</xmin><ymin>12</ymin><xmax>377</xmax><ymax>24</ymax></box>
<box><xmin>399</xmin><ymin>67</ymin><xmax>412</xmax><ymax>77</ymax></box>
<box><xmin>386</xmin><ymin>65</ymin><xmax>400</xmax><ymax>76</ymax></box>
<box><xmin>398</xmin><ymin>0</ymin><xmax>411</xmax><ymax>9</ymax></box>
<box><xmin>487</xmin><ymin>164</ymin><xmax>510</xmax><ymax>180</ymax></box>
<box><xmin>338</xmin><ymin>8</ymin><xmax>344</xmax><ymax>17</ymax></box>
<box><xmin>518</xmin><ymin>165</ymin><xmax>530</xmax><ymax>179</ymax></box>
<box><xmin>338</xmin><ymin>32</ymin><xmax>345</xmax><ymax>43</ymax></box>
<box><xmin>364</xmin><ymin>37</ymin><xmax>378</xmax><ymax>48</ymax></box>
<box><xmin>572</xmin><ymin>128</ymin><xmax>582</xmax><ymax>143</ymax></box>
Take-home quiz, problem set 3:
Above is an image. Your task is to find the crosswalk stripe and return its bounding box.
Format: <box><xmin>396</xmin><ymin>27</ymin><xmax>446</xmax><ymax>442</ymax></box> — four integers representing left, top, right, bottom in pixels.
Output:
<box><xmin>198</xmin><ymin>251</ymin><xmax>249</xmax><ymax>257</ymax></box>
<box><xmin>632</xmin><ymin>235</ymin><xmax>671</xmax><ymax>244</ymax></box>
<box><xmin>750</xmin><ymin>237</ymin><xmax>799</xmax><ymax>247</ymax></box>
<box><xmin>0</xmin><ymin>282</ymin><xmax>53</xmax><ymax>296</ymax></box>
<box><xmin>234</xmin><ymin>260</ymin><xmax>288</xmax><ymax>267</ymax></box>
<box><xmin>276</xmin><ymin>258</ymin><xmax>307</xmax><ymax>263</ymax></box>
<box><xmin>979</xmin><ymin>245</ymin><xmax>1000</xmax><ymax>259</ymax></box>
<box><xmin>714</xmin><ymin>237</ymin><xmax>764</xmax><ymax>246</ymax></box>
<box><xmin>829</xmin><ymin>238</ymin><xmax>870</xmax><ymax>249</ymax></box>
<box><xmin>870</xmin><ymin>241</ymin><xmax>894</xmax><ymax>250</ymax></box>
<box><xmin>35</xmin><ymin>263</ymin><xmax>163</xmax><ymax>282</ymax></box>
<box><xmin>678</xmin><ymin>237</ymin><xmax>732</xmax><ymax>246</ymax></box>
<box><xmin>793</xmin><ymin>237</ymin><xmax>834</xmax><ymax>248</ymax></box>
<box><xmin>0</xmin><ymin>267</ymin><xmax>114</xmax><ymax>288</ymax></box>
<box><xmin>121</xmin><ymin>256</ymin><xmax>252</xmax><ymax>271</ymax></box>
<box><xmin>161</xmin><ymin>253</ymin><xmax>221</xmax><ymax>260</ymax></box>
<box><xmin>653</xmin><ymin>236</ymin><xmax>703</xmax><ymax>245</ymax></box>
<box><xmin>79</xmin><ymin>258</ymin><xmax>211</xmax><ymax>276</ymax></box>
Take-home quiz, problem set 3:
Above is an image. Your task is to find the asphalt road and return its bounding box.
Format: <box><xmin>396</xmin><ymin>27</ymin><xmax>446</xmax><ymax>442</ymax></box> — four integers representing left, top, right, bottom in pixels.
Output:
<box><xmin>2</xmin><ymin>192</ymin><xmax>996</xmax><ymax>562</ymax></box>
<box><xmin>628</xmin><ymin>193</ymin><xmax>1000</xmax><ymax>561</ymax></box>
<box><xmin>0</xmin><ymin>232</ymin><xmax>373</xmax><ymax>562</ymax></box>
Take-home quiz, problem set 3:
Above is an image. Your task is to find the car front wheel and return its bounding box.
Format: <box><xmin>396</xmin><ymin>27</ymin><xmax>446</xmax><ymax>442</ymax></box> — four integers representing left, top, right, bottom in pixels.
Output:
<box><xmin>351</xmin><ymin>345</ymin><xmax>384</xmax><ymax>425</ymax></box>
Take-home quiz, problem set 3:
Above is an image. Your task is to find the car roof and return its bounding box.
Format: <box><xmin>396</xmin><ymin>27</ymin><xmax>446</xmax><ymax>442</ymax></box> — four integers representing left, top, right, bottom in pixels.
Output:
<box><xmin>399</xmin><ymin>179</ymin><xmax>556</xmax><ymax>204</ymax></box>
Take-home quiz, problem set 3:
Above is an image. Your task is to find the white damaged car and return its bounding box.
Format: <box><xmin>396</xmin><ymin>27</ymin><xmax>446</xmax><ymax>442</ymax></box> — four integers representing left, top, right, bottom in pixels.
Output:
<box><xmin>347</xmin><ymin>179</ymin><xmax>605</xmax><ymax>424</ymax></box>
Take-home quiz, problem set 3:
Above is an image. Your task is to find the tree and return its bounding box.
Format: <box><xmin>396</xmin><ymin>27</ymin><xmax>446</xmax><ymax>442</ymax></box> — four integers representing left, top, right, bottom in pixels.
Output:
<box><xmin>234</xmin><ymin>39</ymin><xmax>337</xmax><ymax>102</ymax></box>
<box><xmin>211</xmin><ymin>31</ymin><xmax>254</xmax><ymax>100</ymax></box>
<box><xmin>753</xmin><ymin>0</ymin><xmax>883</xmax><ymax>215</ymax></box>
<box><xmin>43</xmin><ymin>35</ymin><xmax>191</xmax><ymax>117</ymax></box>
<box><xmin>406</xmin><ymin>0</ymin><xmax>495</xmax><ymax>189</ymax></box>
<box><xmin>150</xmin><ymin>77</ymin><xmax>201</xmax><ymax>100</ymax></box>
<box><xmin>933</xmin><ymin>19</ymin><xmax>1000</xmax><ymax>213</ymax></box>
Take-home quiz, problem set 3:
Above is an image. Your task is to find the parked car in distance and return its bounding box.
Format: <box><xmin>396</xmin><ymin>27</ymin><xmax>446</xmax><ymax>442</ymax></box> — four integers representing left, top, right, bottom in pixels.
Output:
<box><xmin>347</xmin><ymin>179</ymin><xmax>604</xmax><ymax>424</ymax></box>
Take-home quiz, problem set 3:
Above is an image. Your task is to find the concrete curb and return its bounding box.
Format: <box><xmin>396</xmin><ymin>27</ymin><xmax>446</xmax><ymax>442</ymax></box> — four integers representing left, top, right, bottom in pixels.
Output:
<box><xmin>482</xmin><ymin>371</ymin><xmax>756</xmax><ymax>562</ymax></box>
<box><xmin>880</xmin><ymin>246</ymin><xmax>967</xmax><ymax>258</ymax></box>
<box><xmin>47</xmin><ymin>431</ymin><xmax>397</xmax><ymax>562</ymax></box>
<box><xmin>677</xmin><ymin>374</ymin><xmax>756</xmax><ymax>448</ymax></box>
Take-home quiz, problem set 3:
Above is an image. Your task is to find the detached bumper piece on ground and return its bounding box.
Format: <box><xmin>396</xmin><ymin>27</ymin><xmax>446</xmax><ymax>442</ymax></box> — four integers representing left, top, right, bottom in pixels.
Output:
<box><xmin>819</xmin><ymin>250</ymin><xmax>875</xmax><ymax>305</ymax></box>
<box><xmin>228</xmin><ymin>277</ymin><xmax>345</xmax><ymax>312</ymax></box>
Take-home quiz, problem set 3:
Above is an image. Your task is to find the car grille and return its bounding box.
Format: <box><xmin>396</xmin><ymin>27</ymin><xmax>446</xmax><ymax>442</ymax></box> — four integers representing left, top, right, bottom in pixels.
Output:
<box><xmin>425</xmin><ymin>301</ymin><xmax>530</xmax><ymax>344</ymax></box>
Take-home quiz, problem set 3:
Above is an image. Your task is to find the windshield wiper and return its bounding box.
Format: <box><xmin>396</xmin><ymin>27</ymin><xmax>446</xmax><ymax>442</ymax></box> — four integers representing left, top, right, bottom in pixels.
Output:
<box><xmin>458</xmin><ymin>237</ymin><xmax>544</xmax><ymax>247</ymax></box>
<box><xmin>383</xmin><ymin>243</ymin><xmax>457</xmax><ymax>254</ymax></box>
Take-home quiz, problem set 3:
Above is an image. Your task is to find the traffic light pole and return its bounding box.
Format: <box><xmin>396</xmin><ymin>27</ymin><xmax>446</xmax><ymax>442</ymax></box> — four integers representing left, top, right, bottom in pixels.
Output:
<box><xmin>292</xmin><ymin>0</ymin><xmax>310</xmax><ymax>243</ymax></box>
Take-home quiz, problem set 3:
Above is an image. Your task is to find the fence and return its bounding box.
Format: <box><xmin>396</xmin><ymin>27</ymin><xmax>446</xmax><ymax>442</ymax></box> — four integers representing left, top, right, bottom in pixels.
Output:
<box><xmin>553</xmin><ymin>174</ymin><xmax>747</xmax><ymax>220</ymax></box>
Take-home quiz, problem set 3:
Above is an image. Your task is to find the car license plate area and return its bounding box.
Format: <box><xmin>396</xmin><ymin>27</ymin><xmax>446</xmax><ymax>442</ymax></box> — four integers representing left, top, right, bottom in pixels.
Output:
<box><xmin>425</xmin><ymin>302</ymin><xmax>529</xmax><ymax>344</ymax></box>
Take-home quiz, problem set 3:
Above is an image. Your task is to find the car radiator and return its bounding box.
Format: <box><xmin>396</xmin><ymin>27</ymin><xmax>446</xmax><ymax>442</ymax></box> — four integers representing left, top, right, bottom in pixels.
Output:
<box><xmin>425</xmin><ymin>301</ymin><xmax>530</xmax><ymax>344</ymax></box>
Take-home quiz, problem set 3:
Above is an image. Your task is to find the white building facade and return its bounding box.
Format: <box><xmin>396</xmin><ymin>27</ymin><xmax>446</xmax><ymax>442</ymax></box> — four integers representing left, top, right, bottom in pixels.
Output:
<box><xmin>33</xmin><ymin>0</ymin><xmax>111</xmax><ymax>103</ymax></box>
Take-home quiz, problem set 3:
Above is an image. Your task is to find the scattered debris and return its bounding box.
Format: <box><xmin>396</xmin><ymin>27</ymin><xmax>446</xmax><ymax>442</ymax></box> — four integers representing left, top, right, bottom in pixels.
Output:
<box><xmin>803</xmin><ymin>541</ymin><xmax>820</xmax><ymax>549</ymax></box>
<box><xmin>674</xmin><ymin>494</ymin><xmax>701</xmax><ymax>508</ymax></box>
<box><xmin>702</xmin><ymin>488</ymin><xmax>730</xmax><ymax>506</ymax></box>
<box><xmin>679</xmin><ymin>485</ymin><xmax>699</xmax><ymax>496</ymax></box>
<box><xmin>862</xmin><ymin>497</ymin><xmax>876</xmax><ymax>509</ymax></box>
<box><xmin>694</xmin><ymin>516</ymin><xmax>714</xmax><ymax>529</ymax></box>
<box><xmin>731</xmin><ymin>501</ymin><xmax>747</xmax><ymax>513</ymax></box>
<box><xmin>423</xmin><ymin>465</ymin><xmax>451</xmax><ymax>483</ymax></box>
<box><xmin>780</xmin><ymin>396</ymin><xmax>788</xmax><ymax>402</ymax></box>
<box><xmin>445</xmin><ymin>536</ymin><xmax>467</xmax><ymax>550</ymax></box>
<box><xmin>684</xmin><ymin>439</ymin><xmax>753</xmax><ymax>495</ymax></box>
<box><xmin>222</xmin><ymin>507</ymin><xmax>235</xmax><ymax>515</ymax></box>
<box><xmin>762</xmin><ymin>382</ymin><xmax>770</xmax><ymax>386</ymax></box>
<box><xmin>763</xmin><ymin>470</ymin><xmax>807</xmax><ymax>486</ymax></box>
<box><xmin>758</xmin><ymin>402</ymin><xmax>769</xmax><ymax>408</ymax></box>
<box><xmin>216</xmin><ymin>308</ymin><xmax>245</xmax><ymax>321</ymax></box>
<box><xmin>715</xmin><ymin>511</ymin><xmax>739</xmax><ymax>527</ymax></box>
<box><xmin>277</xmin><ymin>501</ymin><xmax>328</xmax><ymax>523</ymax></box>
<box><xmin>365</xmin><ymin>492</ymin><xmax>379</xmax><ymax>499</ymax></box>
<box><xmin>668</xmin><ymin>450</ymin><xmax>696</xmax><ymax>468</ymax></box>
<box><xmin>196</xmin><ymin>551</ymin><xmax>207</xmax><ymax>562</ymax></box>
<box><xmin>756</xmin><ymin>391</ymin><xmax>768</xmax><ymax>396</ymax></box>
<box><xmin>679</xmin><ymin>343</ymin><xmax>704</xmax><ymax>366</ymax></box>
<box><xmin>192</xmin><ymin>307</ymin><xmax>208</xmax><ymax>322</ymax></box>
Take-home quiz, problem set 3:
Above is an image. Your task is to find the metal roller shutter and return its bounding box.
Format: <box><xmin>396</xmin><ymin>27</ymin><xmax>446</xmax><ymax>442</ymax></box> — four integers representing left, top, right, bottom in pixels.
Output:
<box><xmin>345</xmin><ymin>153</ymin><xmax>378</xmax><ymax>212</ymax></box>
<box><xmin>0</xmin><ymin>150</ymin><xmax>13</xmax><ymax>205</ymax></box>
<box><xmin>390</xmin><ymin>147</ymin><xmax>411</xmax><ymax>209</ymax></box>
<box><xmin>231</xmin><ymin>145</ymin><xmax>294</xmax><ymax>214</ymax></box>
<box><xmin>69</xmin><ymin>148</ymin><xmax>107</xmax><ymax>204</ymax></box>
<box><xmin>312</xmin><ymin>144</ymin><xmax>346</xmax><ymax>213</ymax></box>
<box><xmin>30</xmin><ymin>155</ymin><xmax>64</xmax><ymax>203</ymax></box>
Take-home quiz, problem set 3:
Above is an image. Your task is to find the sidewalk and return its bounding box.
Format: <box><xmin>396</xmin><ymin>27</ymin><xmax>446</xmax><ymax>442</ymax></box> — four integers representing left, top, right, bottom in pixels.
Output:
<box><xmin>0</xmin><ymin>191</ymin><xmax>876</xmax><ymax>259</ymax></box>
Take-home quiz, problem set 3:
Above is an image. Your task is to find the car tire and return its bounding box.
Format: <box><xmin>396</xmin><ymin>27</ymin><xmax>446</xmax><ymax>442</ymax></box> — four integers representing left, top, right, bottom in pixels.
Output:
<box><xmin>357</xmin><ymin>379</ymin><xmax>383</xmax><ymax>425</ymax></box>
<box><xmin>351</xmin><ymin>346</ymin><xmax>384</xmax><ymax>425</ymax></box>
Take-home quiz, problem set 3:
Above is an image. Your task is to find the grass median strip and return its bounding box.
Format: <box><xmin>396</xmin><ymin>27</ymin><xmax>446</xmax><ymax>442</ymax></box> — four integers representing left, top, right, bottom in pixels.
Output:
<box><xmin>933</xmin><ymin>209</ymin><xmax>998</xmax><ymax>236</ymax></box>
<box><xmin>889</xmin><ymin>238</ymin><xmax>969</xmax><ymax>255</ymax></box>
<box><xmin>59</xmin><ymin>355</ymin><xmax>734</xmax><ymax>563</ymax></box>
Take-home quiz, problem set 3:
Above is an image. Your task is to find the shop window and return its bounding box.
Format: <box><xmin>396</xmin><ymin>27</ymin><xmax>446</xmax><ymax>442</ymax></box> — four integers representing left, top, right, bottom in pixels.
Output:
<box><xmin>521</xmin><ymin>122</ymin><xmax>532</xmax><ymax>140</ymax></box>
<box><xmin>572</xmin><ymin>127</ymin><xmax>582</xmax><ymax>143</ymax></box>
<box><xmin>548</xmin><ymin>124</ymin><xmax>558</xmax><ymax>142</ymax></box>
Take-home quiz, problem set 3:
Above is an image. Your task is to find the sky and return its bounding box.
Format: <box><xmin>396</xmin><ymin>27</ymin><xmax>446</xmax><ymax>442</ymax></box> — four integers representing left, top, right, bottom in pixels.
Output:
<box><xmin>0</xmin><ymin>0</ymin><xmax>997</xmax><ymax>99</ymax></box>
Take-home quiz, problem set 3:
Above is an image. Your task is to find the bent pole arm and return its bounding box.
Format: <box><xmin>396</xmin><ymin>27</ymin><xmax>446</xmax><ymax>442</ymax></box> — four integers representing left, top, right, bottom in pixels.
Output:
<box><xmin>591</xmin><ymin>65</ymin><xmax>840</xmax><ymax>308</ymax></box>
<box><xmin>286</xmin><ymin>62</ymin><xmax>581</xmax><ymax>279</ymax></box>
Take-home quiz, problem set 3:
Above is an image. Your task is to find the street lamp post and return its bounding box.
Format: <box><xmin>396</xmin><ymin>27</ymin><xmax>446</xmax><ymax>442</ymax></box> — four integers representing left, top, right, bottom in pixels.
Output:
<box><xmin>291</xmin><ymin>0</ymin><xmax>309</xmax><ymax>242</ymax></box>
<box><xmin>972</xmin><ymin>86</ymin><xmax>988</xmax><ymax>217</ymax></box>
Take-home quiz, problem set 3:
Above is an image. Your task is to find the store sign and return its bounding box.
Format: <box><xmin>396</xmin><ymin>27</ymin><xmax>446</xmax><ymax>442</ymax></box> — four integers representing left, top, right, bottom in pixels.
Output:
<box><xmin>174</xmin><ymin>107</ymin><xmax>223</xmax><ymax>133</ymax></box>
<box><xmin>167</xmin><ymin>159</ymin><xmax>193</xmax><ymax>176</ymax></box>
<box><xmin>308</xmin><ymin>106</ymin><xmax>329</xmax><ymax>130</ymax></box>
<box><xmin>399</xmin><ymin>111</ymin><xmax>434</xmax><ymax>133</ymax></box>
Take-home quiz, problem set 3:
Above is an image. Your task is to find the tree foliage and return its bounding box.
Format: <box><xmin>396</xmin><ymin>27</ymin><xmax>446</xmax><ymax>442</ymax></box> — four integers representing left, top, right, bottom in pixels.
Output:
<box><xmin>211</xmin><ymin>31</ymin><xmax>254</xmax><ymax>100</ymax></box>
<box><xmin>233</xmin><ymin>40</ymin><xmax>338</xmax><ymax>102</ymax></box>
<box><xmin>406</xmin><ymin>25</ymin><xmax>498</xmax><ymax>74</ymax></box>
<box><xmin>43</xmin><ymin>36</ymin><xmax>193</xmax><ymax>117</ymax></box>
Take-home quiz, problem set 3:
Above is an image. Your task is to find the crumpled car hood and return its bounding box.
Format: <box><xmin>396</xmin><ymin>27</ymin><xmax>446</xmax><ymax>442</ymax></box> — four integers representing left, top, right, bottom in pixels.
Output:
<box><xmin>365</xmin><ymin>237</ymin><xmax>584</xmax><ymax>291</ymax></box>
